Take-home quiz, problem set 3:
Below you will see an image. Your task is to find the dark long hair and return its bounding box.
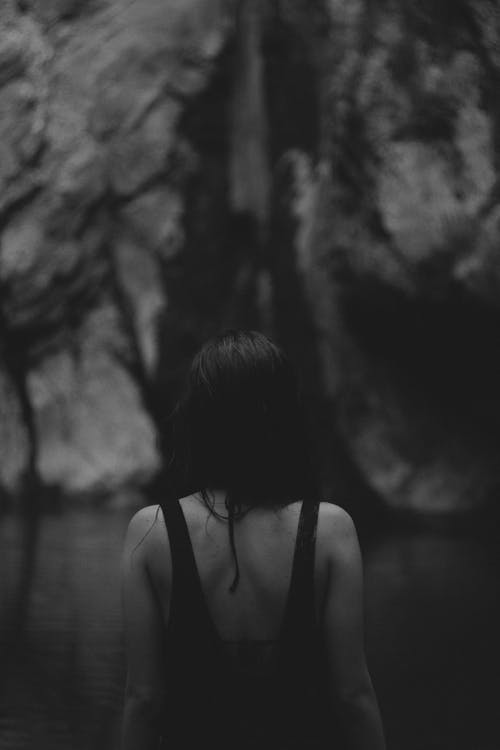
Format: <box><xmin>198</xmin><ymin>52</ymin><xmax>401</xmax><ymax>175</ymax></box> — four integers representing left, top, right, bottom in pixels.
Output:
<box><xmin>170</xmin><ymin>329</ymin><xmax>318</xmax><ymax>589</ymax></box>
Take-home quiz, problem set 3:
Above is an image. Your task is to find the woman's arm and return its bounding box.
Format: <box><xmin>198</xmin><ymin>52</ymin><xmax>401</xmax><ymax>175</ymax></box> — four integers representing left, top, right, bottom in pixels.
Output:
<box><xmin>321</xmin><ymin>505</ymin><xmax>386</xmax><ymax>750</ymax></box>
<box><xmin>121</xmin><ymin>507</ymin><xmax>166</xmax><ymax>750</ymax></box>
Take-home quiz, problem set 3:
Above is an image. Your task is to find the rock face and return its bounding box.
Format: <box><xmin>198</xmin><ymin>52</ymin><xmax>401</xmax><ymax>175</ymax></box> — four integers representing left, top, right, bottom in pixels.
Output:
<box><xmin>303</xmin><ymin>0</ymin><xmax>500</xmax><ymax>514</ymax></box>
<box><xmin>0</xmin><ymin>0</ymin><xmax>233</xmax><ymax>497</ymax></box>
<box><xmin>1</xmin><ymin>0</ymin><xmax>500</xmax><ymax>517</ymax></box>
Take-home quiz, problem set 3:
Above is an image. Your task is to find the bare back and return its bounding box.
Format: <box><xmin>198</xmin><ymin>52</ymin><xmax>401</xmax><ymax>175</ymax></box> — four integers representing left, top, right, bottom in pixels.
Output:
<box><xmin>122</xmin><ymin>493</ymin><xmax>386</xmax><ymax>750</ymax></box>
<box><xmin>144</xmin><ymin>492</ymin><xmax>331</xmax><ymax>642</ymax></box>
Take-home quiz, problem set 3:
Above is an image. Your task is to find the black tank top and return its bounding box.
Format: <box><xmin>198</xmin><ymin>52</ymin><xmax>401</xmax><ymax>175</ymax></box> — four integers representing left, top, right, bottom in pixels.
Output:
<box><xmin>159</xmin><ymin>498</ymin><xmax>335</xmax><ymax>749</ymax></box>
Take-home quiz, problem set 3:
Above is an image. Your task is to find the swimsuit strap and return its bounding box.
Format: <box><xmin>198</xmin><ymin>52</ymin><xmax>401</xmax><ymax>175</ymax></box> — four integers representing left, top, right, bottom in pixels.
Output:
<box><xmin>281</xmin><ymin>498</ymin><xmax>320</xmax><ymax>637</ymax></box>
<box><xmin>159</xmin><ymin>497</ymin><xmax>209</xmax><ymax>630</ymax></box>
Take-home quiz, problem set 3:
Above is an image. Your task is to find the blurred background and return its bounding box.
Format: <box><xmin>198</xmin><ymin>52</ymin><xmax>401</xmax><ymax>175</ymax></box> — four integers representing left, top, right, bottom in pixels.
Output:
<box><xmin>1</xmin><ymin>0</ymin><xmax>500</xmax><ymax>748</ymax></box>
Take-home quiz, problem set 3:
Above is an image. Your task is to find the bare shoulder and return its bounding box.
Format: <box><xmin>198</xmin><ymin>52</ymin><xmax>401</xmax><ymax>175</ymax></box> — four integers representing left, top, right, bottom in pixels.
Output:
<box><xmin>318</xmin><ymin>502</ymin><xmax>357</xmax><ymax>536</ymax></box>
<box><xmin>123</xmin><ymin>504</ymin><xmax>165</xmax><ymax>560</ymax></box>
<box><xmin>317</xmin><ymin>502</ymin><xmax>360</xmax><ymax>562</ymax></box>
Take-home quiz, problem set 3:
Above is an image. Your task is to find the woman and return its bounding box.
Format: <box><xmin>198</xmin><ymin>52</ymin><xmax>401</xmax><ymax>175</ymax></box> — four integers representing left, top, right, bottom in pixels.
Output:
<box><xmin>121</xmin><ymin>330</ymin><xmax>386</xmax><ymax>749</ymax></box>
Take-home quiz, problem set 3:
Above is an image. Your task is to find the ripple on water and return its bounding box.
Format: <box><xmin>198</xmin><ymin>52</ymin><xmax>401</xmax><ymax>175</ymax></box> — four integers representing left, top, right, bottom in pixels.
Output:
<box><xmin>1</xmin><ymin>510</ymin><xmax>499</xmax><ymax>750</ymax></box>
<box><xmin>0</xmin><ymin>510</ymin><xmax>128</xmax><ymax>750</ymax></box>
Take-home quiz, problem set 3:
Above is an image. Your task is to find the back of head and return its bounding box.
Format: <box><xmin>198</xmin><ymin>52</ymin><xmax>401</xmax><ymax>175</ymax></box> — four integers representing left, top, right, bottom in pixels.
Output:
<box><xmin>171</xmin><ymin>329</ymin><xmax>317</xmax><ymax>509</ymax></box>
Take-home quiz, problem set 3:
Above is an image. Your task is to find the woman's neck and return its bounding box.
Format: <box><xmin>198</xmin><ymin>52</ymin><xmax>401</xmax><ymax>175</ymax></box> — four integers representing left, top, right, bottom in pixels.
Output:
<box><xmin>202</xmin><ymin>488</ymin><xmax>228</xmax><ymax>507</ymax></box>
<box><xmin>196</xmin><ymin>488</ymin><xmax>254</xmax><ymax>519</ymax></box>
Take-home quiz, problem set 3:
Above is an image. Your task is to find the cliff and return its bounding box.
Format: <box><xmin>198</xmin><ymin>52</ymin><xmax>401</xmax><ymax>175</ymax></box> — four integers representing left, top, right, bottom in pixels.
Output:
<box><xmin>1</xmin><ymin>0</ymin><xmax>500</xmax><ymax>517</ymax></box>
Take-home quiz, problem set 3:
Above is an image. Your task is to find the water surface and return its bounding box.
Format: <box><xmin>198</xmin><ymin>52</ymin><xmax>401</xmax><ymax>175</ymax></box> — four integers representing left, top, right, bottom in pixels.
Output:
<box><xmin>0</xmin><ymin>508</ymin><xmax>498</xmax><ymax>750</ymax></box>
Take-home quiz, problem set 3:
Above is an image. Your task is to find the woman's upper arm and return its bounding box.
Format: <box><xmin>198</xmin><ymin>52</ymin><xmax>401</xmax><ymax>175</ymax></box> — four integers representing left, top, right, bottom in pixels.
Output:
<box><xmin>321</xmin><ymin>505</ymin><xmax>369</xmax><ymax>700</ymax></box>
<box><xmin>121</xmin><ymin>506</ymin><xmax>167</xmax><ymax>703</ymax></box>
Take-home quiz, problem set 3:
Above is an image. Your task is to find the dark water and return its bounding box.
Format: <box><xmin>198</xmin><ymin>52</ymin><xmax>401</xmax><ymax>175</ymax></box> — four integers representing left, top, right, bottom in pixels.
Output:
<box><xmin>0</xmin><ymin>508</ymin><xmax>499</xmax><ymax>750</ymax></box>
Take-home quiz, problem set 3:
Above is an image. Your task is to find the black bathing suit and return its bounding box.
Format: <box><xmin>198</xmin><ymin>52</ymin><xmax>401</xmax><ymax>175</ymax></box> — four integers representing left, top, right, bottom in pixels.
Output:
<box><xmin>158</xmin><ymin>497</ymin><xmax>337</xmax><ymax>749</ymax></box>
